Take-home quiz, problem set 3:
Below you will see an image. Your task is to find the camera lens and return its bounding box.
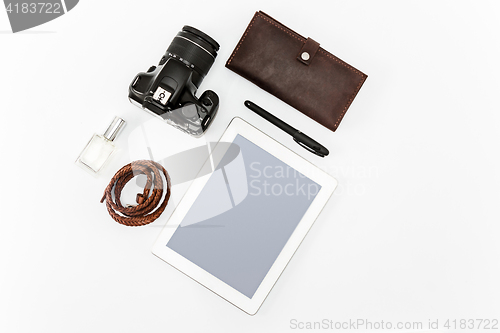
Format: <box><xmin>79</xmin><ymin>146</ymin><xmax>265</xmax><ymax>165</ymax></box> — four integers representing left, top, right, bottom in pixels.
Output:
<box><xmin>166</xmin><ymin>26</ymin><xmax>219</xmax><ymax>82</ymax></box>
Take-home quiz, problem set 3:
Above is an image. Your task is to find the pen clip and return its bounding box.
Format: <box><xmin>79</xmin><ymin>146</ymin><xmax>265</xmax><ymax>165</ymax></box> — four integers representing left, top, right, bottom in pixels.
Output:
<box><xmin>293</xmin><ymin>137</ymin><xmax>325</xmax><ymax>157</ymax></box>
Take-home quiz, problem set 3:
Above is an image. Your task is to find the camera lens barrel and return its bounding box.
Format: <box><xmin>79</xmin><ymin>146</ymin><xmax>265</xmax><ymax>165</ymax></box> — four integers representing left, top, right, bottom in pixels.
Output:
<box><xmin>166</xmin><ymin>26</ymin><xmax>219</xmax><ymax>80</ymax></box>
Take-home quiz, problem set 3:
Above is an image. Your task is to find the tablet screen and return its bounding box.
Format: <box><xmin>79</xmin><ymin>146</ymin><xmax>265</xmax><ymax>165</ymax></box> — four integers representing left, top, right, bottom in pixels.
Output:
<box><xmin>166</xmin><ymin>135</ymin><xmax>321</xmax><ymax>298</ymax></box>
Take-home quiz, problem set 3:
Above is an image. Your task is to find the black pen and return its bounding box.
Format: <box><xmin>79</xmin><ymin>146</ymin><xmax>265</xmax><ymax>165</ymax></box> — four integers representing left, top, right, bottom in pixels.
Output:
<box><xmin>244</xmin><ymin>100</ymin><xmax>329</xmax><ymax>157</ymax></box>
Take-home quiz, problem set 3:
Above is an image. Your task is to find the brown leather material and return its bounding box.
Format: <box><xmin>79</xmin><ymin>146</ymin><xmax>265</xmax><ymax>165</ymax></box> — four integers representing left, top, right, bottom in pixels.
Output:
<box><xmin>297</xmin><ymin>38</ymin><xmax>320</xmax><ymax>66</ymax></box>
<box><xmin>101</xmin><ymin>160</ymin><xmax>171</xmax><ymax>227</ymax></box>
<box><xmin>226</xmin><ymin>11</ymin><xmax>368</xmax><ymax>132</ymax></box>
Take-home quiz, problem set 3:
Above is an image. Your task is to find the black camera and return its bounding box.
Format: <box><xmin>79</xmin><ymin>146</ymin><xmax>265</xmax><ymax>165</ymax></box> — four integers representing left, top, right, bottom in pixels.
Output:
<box><xmin>129</xmin><ymin>26</ymin><xmax>220</xmax><ymax>137</ymax></box>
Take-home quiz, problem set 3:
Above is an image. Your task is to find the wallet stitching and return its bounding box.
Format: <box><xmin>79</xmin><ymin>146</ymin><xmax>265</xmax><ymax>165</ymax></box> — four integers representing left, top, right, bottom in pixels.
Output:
<box><xmin>318</xmin><ymin>49</ymin><xmax>366</xmax><ymax>78</ymax></box>
<box><xmin>258</xmin><ymin>13</ymin><xmax>364</xmax><ymax>78</ymax></box>
<box><xmin>334</xmin><ymin>75</ymin><xmax>367</xmax><ymax>128</ymax></box>
<box><xmin>227</xmin><ymin>13</ymin><xmax>303</xmax><ymax>66</ymax></box>
<box><xmin>227</xmin><ymin>14</ymin><xmax>260</xmax><ymax>65</ymax></box>
<box><xmin>228</xmin><ymin>12</ymin><xmax>367</xmax><ymax>130</ymax></box>
<box><xmin>257</xmin><ymin>14</ymin><xmax>303</xmax><ymax>42</ymax></box>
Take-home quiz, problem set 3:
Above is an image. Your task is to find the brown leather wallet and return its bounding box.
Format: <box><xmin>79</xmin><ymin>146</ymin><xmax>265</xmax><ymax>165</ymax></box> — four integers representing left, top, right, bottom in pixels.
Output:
<box><xmin>226</xmin><ymin>11</ymin><xmax>368</xmax><ymax>132</ymax></box>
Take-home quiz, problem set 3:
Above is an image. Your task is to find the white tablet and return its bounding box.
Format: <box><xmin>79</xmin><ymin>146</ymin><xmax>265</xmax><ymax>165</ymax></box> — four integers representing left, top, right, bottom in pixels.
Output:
<box><xmin>152</xmin><ymin>117</ymin><xmax>337</xmax><ymax>315</ymax></box>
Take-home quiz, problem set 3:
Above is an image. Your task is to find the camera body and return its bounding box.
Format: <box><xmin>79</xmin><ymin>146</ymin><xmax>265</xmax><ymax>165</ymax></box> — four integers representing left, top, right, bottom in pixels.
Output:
<box><xmin>129</xmin><ymin>26</ymin><xmax>220</xmax><ymax>137</ymax></box>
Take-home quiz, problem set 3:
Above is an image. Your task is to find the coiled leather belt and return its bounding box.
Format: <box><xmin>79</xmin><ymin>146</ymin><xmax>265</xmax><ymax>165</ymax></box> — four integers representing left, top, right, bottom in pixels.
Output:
<box><xmin>101</xmin><ymin>160</ymin><xmax>171</xmax><ymax>227</ymax></box>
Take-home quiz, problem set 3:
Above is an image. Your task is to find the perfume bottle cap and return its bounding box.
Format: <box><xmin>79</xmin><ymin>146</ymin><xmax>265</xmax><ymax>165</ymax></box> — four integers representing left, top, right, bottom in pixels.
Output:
<box><xmin>103</xmin><ymin>117</ymin><xmax>126</xmax><ymax>141</ymax></box>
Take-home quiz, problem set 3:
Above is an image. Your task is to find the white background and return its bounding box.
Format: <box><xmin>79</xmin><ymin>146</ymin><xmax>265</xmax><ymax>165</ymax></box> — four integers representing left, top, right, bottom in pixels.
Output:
<box><xmin>1</xmin><ymin>1</ymin><xmax>499</xmax><ymax>332</ymax></box>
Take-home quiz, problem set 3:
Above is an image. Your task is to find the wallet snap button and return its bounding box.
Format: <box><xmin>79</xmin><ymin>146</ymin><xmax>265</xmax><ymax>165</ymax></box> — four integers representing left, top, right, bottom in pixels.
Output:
<box><xmin>301</xmin><ymin>52</ymin><xmax>310</xmax><ymax>61</ymax></box>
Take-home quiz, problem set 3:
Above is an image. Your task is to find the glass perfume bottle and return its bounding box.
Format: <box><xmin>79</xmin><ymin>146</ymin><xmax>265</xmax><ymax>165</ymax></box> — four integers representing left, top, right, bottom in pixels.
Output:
<box><xmin>76</xmin><ymin>117</ymin><xmax>126</xmax><ymax>175</ymax></box>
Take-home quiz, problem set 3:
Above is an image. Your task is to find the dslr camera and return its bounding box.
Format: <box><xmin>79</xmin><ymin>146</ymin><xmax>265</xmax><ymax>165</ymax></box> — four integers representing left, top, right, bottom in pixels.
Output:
<box><xmin>129</xmin><ymin>26</ymin><xmax>220</xmax><ymax>137</ymax></box>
